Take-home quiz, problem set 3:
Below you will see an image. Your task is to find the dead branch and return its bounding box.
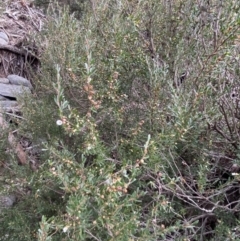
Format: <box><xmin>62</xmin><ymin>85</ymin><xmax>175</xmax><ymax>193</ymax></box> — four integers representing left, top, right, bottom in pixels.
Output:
<box><xmin>0</xmin><ymin>44</ymin><xmax>39</xmax><ymax>60</ymax></box>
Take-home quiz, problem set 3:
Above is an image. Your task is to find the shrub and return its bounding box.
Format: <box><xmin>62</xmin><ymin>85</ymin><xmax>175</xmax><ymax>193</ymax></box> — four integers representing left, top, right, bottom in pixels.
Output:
<box><xmin>1</xmin><ymin>0</ymin><xmax>240</xmax><ymax>240</ymax></box>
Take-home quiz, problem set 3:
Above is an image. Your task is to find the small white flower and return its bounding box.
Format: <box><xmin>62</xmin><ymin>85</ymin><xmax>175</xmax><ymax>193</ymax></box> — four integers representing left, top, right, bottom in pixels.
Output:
<box><xmin>87</xmin><ymin>144</ymin><xmax>93</xmax><ymax>150</ymax></box>
<box><xmin>105</xmin><ymin>178</ymin><xmax>112</xmax><ymax>185</ymax></box>
<box><xmin>63</xmin><ymin>226</ymin><xmax>69</xmax><ymax>233</ymax></box>
<box><xmin>56</xmin><ymin>120</ymin><xmax>63</xmax><ymax>126</ymax></box>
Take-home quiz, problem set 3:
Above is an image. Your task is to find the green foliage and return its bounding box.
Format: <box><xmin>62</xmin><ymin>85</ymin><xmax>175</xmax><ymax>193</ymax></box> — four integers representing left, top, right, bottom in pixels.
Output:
<box><xmin>1</xmin><ymin>0</ymin><xmax>240</xmax><ymax>240</ymax></box>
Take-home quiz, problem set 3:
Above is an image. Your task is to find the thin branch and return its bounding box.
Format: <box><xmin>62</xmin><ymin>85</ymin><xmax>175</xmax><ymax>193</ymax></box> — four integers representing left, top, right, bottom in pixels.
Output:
<box><xmin>0</xmin><ymin>44</ymin><xmax>39</xmax><ymax>60</ymax></box>
<box><xmin>85</xmin><ymin>229</ymin><xmax>101</xmax><ymax>241</ymax></box>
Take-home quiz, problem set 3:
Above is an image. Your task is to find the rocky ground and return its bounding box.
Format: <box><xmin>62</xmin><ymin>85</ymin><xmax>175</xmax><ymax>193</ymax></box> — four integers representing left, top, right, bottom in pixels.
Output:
<box><xmin>0</xmin><ymin>0</ymin><xmax>44</xmax><ymax>210</ymax></box>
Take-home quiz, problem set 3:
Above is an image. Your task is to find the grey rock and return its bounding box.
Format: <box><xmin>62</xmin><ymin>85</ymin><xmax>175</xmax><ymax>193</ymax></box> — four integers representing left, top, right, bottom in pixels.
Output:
<box><xmin>0</xmin><ymin>101</ymin><xmax>18</xmax><ymax>109</ymax></box>
<box><xmin>0</xmin><ymin>78</ymin><xmax>9</xmax><ymax>84</ymax></box>
<box><xmin>0</xmin><ymin>32</ymin><xmax>9</xmax><ymax>43</ymax></box>
<box><xmin>0</xmin><ymin>83</ymin><xmax>31</xmax><ymax>98</ymax></box>
<box><xmin>0</xmin><ymin>99</ymin><xmax>19</xmax><ymax>112</ymax></box>
<box><xmin>0</xmin><ymin>194</ymin><xmax>16</xmax><ymax>208</ymax></box>
<box><xmin>0</xmin><ymin>38</ymin><xmax>7</xmax><ymax>45</ymax></box>
<box><xmin>0</xmin><ymin>95</ymin><xmax>7</xmax><ymax>100</ymax></box>
<box><xmin>7</xmin><ymin>75</ymin><xmax>33</xmax><ymax>89</ymax></box>
<box><xmin>2</xmin><ymin>106</ymin><xmax>20</xmax><ymax>112</ymax></box>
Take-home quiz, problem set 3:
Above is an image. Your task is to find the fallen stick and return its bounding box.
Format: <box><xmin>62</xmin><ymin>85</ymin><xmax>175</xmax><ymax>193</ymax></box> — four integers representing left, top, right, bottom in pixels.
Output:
<box><xmin>0</xmin><ymin>44</ymin><xmax>39</xmax><ymax>60</ymax></box>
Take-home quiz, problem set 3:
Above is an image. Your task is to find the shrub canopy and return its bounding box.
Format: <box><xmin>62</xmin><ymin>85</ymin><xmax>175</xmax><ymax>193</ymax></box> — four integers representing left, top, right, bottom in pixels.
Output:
<box><xmin>1</xmin><ymin>0</ymin><xmax>240</xmax><ymax>240</ymax></box>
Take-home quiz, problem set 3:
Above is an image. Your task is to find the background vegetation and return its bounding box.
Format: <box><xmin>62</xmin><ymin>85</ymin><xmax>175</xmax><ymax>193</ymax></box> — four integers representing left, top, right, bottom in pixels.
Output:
<box><xmin>1</xmin><ymin>0</ymin><xmax>240</xmax><ymax>240</ymax></box>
